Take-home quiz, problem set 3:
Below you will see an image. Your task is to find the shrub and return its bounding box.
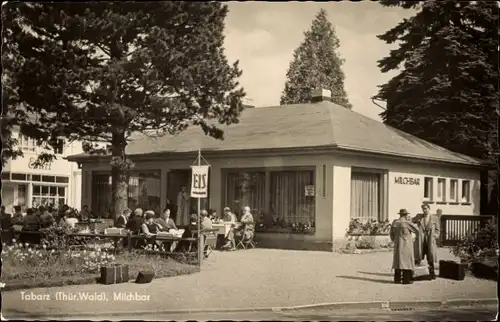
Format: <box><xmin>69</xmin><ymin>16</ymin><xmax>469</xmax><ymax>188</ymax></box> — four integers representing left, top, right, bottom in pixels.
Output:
<box><xmin>347</xmin><ymin>219</ymin><xmax>391</xmax><ymax>236</ymax></box>
<box><xmin>451</xmin><ymin>219</ymin><xmax>499</xmax><ymax>266</ymax></box>
<box><xmin>355</xmin><ymin>236</ymin><xmax>377</xmax><ymax>249</ymax></box>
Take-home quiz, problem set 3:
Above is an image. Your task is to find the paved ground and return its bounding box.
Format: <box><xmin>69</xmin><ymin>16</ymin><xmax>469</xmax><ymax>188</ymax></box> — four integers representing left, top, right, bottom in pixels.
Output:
<box><xmin>11</xmin><ymin>305</ymin><xmax>499</xmax><ymax>321</ymax></box>
<box><xmin>2</xmin><ymin>248</ymin><xmax>497</xmax><ymax>317</ymax></box>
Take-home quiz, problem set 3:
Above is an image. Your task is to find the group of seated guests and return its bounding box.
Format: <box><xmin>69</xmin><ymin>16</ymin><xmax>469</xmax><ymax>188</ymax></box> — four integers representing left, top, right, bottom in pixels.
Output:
<box><xmin>0</xmin><ymin>205</ymin><xmax>80</xmax><ymax>232</ymax></box>
<box><xmin>113</xmin><ymin>205</ymin><xmax>255</xmax><ymax>255</ymax></box>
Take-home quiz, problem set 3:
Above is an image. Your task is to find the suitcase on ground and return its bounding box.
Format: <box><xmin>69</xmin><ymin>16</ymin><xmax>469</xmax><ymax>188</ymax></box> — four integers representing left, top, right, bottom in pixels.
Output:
<box><xmin>135</xmin><ymin>271</ymin><xmax>155</xmax><ymax>284</ymax></box>
<box><xmin>439</xmin><ymin>260</ymin><xmax>467</xmax><ymax>280</ymax></box>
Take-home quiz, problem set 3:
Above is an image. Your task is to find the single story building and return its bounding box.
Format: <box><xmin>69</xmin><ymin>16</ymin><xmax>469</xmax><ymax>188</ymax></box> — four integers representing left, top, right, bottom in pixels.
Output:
<box><xmin>67</xmin><ymin>89</ymin><xmax>487</xmax><ymax>251</ymax></box>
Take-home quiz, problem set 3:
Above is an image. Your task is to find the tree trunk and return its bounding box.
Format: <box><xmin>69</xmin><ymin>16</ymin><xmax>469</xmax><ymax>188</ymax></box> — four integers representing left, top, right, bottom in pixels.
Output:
<box><xmin>111</xmin><ymin>131</ymin><xmax>130</xmax><ymax>220</ymax></box>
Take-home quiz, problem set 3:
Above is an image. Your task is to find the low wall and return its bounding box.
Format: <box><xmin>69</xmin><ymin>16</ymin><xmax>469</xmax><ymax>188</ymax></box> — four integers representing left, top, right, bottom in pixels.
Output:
<box><xmin>255</xmin><ymin>233</ymin><xmax>333</xmax><ymax>252</ymax></box>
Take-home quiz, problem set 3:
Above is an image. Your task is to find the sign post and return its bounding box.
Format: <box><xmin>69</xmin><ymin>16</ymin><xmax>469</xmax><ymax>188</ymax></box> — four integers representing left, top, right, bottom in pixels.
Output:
<box><xmin>190</xmin><ymin>149</ymin><xmax>210</xmax><ymax>267</ymax></box>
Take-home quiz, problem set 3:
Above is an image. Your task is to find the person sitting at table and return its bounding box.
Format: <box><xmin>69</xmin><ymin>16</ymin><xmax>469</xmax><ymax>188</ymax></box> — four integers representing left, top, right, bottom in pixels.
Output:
<box><xmin>222</xmin><ymin>207</ymin><xmax>237</xmax><ymax>224</ymax></box>
<box><xmin>115</xmin><ymin>208</ymin><xmax>131</xmax><ymax>228</ymax></box>
<box><xmin>12</xmin><ymin>206</ymin><xmax>24</xmax><ymax>226</ymax></box>
<box><xmin>155</xmin><ymin>208</ymin><xmax>178</xmax><ymax>231</ymax></box>
<box><xmin>65</xmin><ymin>210</ymin><xmax>79</xmax><ymax>229</ymax></box>
<box><xmin>79</xmin><ymin>205</ymin><xmax>91</xmax><ymax>222</ymax></box>
<box><xmin>200</xmin><ymin>210</ymin><xmax>213</xmax><ymax>231</ymax></box>
<box><xmin>139</xmin><ymin>211</ymin><xmax>162</xmax><ymax>249</ymax></box>
<box><xmin>23</xmin><ymin>208</ymin><xmax>41</xmax><ymax>232</ymax></box>
<box><xmin>222</xmin><ymin>206</ymin><xmax>254</xmax><ymax>250</ymax></box>
<box><xmin>39</xmin><ymin>206</ymin><xmax>55</xmax><ymax>229</ymax></box>
<box><xmin>174</xmin><ymin>214</ymin><xmax>198</xmax><ymax>253</ymax></box>
<box><xmin>126</xmin><ymin>208</ymin><xmax>144</xmax><ymax>234</ymax></box>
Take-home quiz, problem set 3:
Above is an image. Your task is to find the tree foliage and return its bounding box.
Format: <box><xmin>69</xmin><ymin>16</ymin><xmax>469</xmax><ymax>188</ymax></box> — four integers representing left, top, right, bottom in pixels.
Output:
<box><xmin>374</xmin><ymin>0</ymin><xmax>499</xmax><ymax>161</ymax></box>
<box><xmin>280</xmin><ymin>9</ymin><xmax>351</xmax><ymax>108</ymax></box>
<box><xmin>3</xmin><ymin>2</ymin><xmax>245</xmax><ymax>217</ymax></box>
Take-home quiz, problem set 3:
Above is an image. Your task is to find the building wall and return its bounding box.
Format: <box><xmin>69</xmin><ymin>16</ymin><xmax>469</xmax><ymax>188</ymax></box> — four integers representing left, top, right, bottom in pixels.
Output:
<box><xmin>1</xmin><ymin>132</ymin><xmax>84</xmax><ymax>213</ymax></box>
<box><xmin>81</xmin><ymin>153</ymin><xmax>335</xmax><ymax>241</ymax></box>
<box><xmin>332</xmin><ymin>153</ymin><xmax>481</xmax><ymax>239</ymax></box>
<box><xmin>79</xmin><ymin>150</ymin><xmax>481</xmax><ymax>246</ymax></box>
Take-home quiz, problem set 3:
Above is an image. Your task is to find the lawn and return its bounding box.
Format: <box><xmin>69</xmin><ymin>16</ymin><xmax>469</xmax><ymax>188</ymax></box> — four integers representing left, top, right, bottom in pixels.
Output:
<box><xmin>1</xmin><ymin>239</ymin><xmax>199</xmax><ymax>291</ymax></box>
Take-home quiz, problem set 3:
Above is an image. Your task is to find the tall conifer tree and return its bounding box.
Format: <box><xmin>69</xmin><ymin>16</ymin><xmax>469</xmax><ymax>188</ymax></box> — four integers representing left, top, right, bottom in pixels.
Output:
<box><xmin>281</xmin><ymin>9</ymin><xmax>351</xmax><ymax>108</ymax></box>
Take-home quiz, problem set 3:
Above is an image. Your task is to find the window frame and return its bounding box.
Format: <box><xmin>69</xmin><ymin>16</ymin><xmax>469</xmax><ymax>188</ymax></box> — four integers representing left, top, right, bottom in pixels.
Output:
<box><xmin>423</xmin><ymin>177</ymin><xmax>434</xmax><ymax>202</ymax></box>
<box><xmin>449</xmin><ymin>179</ymin><xmax>459</xmax><ymax>203</ymax></box>
<box><xmin>350</xmin><ymin>168</ymin><xmax>388</xmax><ymax>222</ymax></box>
<box><xmin>436</xmin><ymin>178</ymin><xmax>446</xmax><ymax>203</ymax></box>
<box><xmin>461</xmin><ymin>180</ymin><xmax>471</xmax><ymax>204</ymax></box>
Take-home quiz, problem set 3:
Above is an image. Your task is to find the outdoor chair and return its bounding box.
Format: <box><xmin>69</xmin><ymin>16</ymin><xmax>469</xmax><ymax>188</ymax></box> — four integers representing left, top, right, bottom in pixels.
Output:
<box><xmin>202</xmin><ymin>231</ymin><xmax>218</xmax><ymax>258</ymax></box>
<box><xmin>236</xmin><ymin>223</ymin><xmax>256</xmax><ymax>250</ymax></box>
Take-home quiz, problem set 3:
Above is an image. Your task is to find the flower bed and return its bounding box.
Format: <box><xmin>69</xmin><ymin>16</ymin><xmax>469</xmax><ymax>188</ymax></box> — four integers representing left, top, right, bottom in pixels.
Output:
<box><xmin>347</xmin><ymin>219</ymin><xmax>391</xmax><ymax>236</ymax></box>
<box><xmin>337</xmin><ymin>219</ymin><xmax>393</xmax><ymax>253</ymax></box>
<box><xmin>1</xmin><ymin>239</ymin><xmax>199</xmax><ymax>291</ymax></box>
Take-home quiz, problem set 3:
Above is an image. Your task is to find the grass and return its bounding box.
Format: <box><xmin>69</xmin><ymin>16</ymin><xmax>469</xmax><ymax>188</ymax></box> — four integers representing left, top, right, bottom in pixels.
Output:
<box><xmin>1</xmin><ymin>241</ymin><xmax>199</xmax><ymax>291</ymax></box>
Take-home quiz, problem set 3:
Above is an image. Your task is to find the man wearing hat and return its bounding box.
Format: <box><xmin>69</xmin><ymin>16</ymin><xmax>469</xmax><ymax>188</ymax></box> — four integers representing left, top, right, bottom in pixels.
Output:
<box><xmin>390</xmin><ymin>209</ymin><xmax>420</xmax><ymax>284</ymax></box>
<box><xmin>412</xmin><ymin>203</ymin><xmax>440</xmax><ymax>280</ymax></box>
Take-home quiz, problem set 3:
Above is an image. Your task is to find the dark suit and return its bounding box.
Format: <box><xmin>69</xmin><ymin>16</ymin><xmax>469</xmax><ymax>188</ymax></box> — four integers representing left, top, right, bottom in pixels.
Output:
<box><xmin>115</xmin><ymin>215</ymin><xmax>127</xmax><ymax>228</ymax></box>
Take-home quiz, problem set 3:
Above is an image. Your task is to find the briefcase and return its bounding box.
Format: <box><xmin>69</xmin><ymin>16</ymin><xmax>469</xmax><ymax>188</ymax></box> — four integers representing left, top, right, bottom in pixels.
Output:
<box><xmin>439</xmin><ymin>260</ymin><xmax>467</xmax><ymax>281</ymax></box>
<box><xmin>100</xmin><ymin>264</ymin><xmax>129</xmax><ymax>285</ymax></box>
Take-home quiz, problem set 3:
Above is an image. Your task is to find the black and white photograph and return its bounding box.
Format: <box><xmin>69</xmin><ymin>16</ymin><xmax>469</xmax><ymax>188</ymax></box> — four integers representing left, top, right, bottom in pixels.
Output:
<box><xmin>0</xmin><ymin>1</ymin><xmax>498</xmax><ymax>321</ymax></box>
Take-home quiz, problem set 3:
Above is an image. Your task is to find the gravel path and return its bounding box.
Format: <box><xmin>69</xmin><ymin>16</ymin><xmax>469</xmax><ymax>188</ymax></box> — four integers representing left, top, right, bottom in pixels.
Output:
<box><xmin>3</xmin><ymin>248</ymin><xmax>497</xmax><ymax>316</ymax></box>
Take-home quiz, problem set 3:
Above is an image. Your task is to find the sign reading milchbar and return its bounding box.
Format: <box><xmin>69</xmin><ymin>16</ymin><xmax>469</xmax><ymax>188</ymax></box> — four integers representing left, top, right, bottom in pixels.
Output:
<box><xmin>190</xmin><ymin>165</ymin><xmax>210</xmax><ymax>198</ymax></box>
<box><xmin>394</xmin><ymin>176</ymin><xmax>420</xmax><ymax>185</ymax></box>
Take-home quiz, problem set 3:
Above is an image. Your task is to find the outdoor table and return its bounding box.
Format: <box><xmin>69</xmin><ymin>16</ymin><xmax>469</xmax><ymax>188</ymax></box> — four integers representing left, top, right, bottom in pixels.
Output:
<box><xmin>212</xmin><ymin>222</ymin><xmax>233</xmax><ymax>237</ymax></box>
<box><xmin>69</xmin><ymin>232</ymin><xmax>127</xmax><ymax>250</ymax></box>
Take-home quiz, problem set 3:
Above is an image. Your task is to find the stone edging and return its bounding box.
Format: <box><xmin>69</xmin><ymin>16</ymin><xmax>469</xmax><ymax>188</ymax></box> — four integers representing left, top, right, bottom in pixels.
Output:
<box><xmin>5</xmin><ymin>298</ymin><xmax>498</xmax><ymax>319</ymax></box>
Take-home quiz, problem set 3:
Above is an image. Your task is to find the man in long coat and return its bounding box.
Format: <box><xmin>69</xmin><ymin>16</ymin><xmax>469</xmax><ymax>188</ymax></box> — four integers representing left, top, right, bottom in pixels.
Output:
<box><xmin>390</xmin><ymin>209</ymin><xmax>420</xmax><ymax>284</ymax></box>
<box><xmin>412</xmin><ymin>203</ymin><xmax>440</xmax><ymax>280</ymax></box>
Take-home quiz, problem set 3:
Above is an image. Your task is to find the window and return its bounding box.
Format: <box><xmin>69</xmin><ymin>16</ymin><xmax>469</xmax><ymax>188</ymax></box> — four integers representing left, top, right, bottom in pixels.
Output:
<box><xmin>19</xmin><ymin>135</ymin><xmax>36</xmax><ymax>152</ymax></box>
<box><xmin>1</xmin><ymin>172</ymin><xmax>10</xmax><ymax>180</ymax></box>
<box><xmin>91</xmin><ymin>170</ymin><xmax>161</xmax><ymax>218</ymax></box>
<box><xmin>437</xmin><ymin>178</ymin><xmax>446</xmax><ymax>202</ymax></box>
<box><xmin>424</xmin><ymin>177</ymin><xmax>433</xmax><ymax>200</ymax></box>
<box><xmin>52</xmin><ymin>139</ymin><xmax>64</xmax><ymax>155</ymax></box>
<box><xmin>42</xmin><ymin>176</ymin><xmax>56</xmax><ymax>183</ymax></box>
<box><xmin>450</xmin><ymin>179</ymin><xmax>458</xmax><ymax>202</ymax></box>
<box><xmin>350</xmin><ymin>172</ymin><xmax>382</xmax><ymax>221</ymax></box>
<box><xmin>11</xmin><ymin>173</ymin><xmax>27</xmax><ymax>181</ymax></box>
<box><xmin>270</xmin><ymin>170</ymin><xmax>315</xmax><ymax>226</ymax></box>
<box><xmin>55</xmin><ymin>176</ymin><xmax>69</xmax><ymax>183</ymax></box>
<box><xmin>32</xmin><ymin>184</ymin><xmax>66</xmax><ymax>208</ymax></box>
<box><xmin>461</xmin><ymin>180</ymin><xmax>471</xmax><ymax>203</ymax></box>
<box><xmin>225</xmin><ymin>171</ymin><xmax>266</xmax><ymax>218</ymax></box>
<box><xmin>32</xmin><ymin>175</ymin><xmax>41</xmax><ymax>181</ymax></box>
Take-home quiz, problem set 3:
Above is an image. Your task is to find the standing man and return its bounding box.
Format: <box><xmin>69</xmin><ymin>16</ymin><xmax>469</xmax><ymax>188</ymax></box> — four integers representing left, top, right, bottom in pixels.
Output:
<box><xmin>390</xmin><ymin>209</ymin><xmax>419</xmax><ymax>284</ymax></box>
<box><xmin>412</xmin><ymin>203</ymin><xmax>440</xmax><ymax>280</ymax></box>
<box><xmin>176</xmin><ymin>185</ymin><xmax>191</xmax><ymax>226</ymax></box>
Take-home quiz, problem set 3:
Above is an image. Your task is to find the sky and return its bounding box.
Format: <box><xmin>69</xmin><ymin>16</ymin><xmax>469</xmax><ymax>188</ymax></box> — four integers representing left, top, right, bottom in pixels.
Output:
<box><xmin>223</xmin><ymin>2</ymin><xmax>415</xmax><ymax>122</ymax></box>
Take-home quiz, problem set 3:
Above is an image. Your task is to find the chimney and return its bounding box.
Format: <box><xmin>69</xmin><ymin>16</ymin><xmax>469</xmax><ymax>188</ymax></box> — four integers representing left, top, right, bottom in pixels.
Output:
<box><xmin>311</xmin><ymin>88</ymin><xmax>332</xmax><ymax>103</ymax></box>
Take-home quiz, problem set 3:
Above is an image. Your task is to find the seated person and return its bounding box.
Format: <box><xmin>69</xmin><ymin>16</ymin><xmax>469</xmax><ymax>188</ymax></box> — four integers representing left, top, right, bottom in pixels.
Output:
<box><xmin>39</xmin><ymin>206</ymin><xmax>55</xmax><ymax>229</ymax></box>
<box><xmin>207</xmin><ymin>209</ymin><xmax>219</xmax><ymax>222</ymax></box>
<box><xmin>223</xmin><ymin>206</ymin><xmax>254</xmax><ymax>250</ymax></box>
<box><xmin>12</xmin><ymin>206</ymin><xmax>25</xmax><ymax>226</ymax></box>
<box><xmin>115</xmin><ymin>208</ymin><xmax>131</xmax><ymax>228</ymax></box>
<box><xmin>155</xmin><ymin>208</ymin><xmax>178</xmax><ymax>231</ymax></box>
<box><xmin>200</xmin><ymin>210</ymin><xmax>213</xmax><ymax>231</ymax></box>
<box><xmin>175</xmin><ymin>214</ymin><xmax>198</xmax><ymax>252</ymax></box>
<box><xmin>23</xmin><ymin>208</ymin><xmax>41</xmax><ymax>232</ymax></box>
<box><xmin>126</xmin><ymin>208</ymin><xmax>144</xmax><ymax>235</ymax></box>
<box><xmin>139</xmin><ymin>211</ymin><xmax>162</xmax><ymax>248</ymax></box>
<box><xmin>222</xmin><ymin>207</ymin><xmax>237</xmax><ymax>224</ymax></box>
<box><xmin>65</xmin><ymin>210</ymin><xmax>79</xmax><ymax>229</ymax></box>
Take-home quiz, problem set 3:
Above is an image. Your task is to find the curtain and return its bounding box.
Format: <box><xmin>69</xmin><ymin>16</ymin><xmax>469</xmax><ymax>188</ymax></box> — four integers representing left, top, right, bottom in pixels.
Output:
<box><xmin>350</xmin><ymin>172</ymin><xmax>380</xmax><ymax>220</ymax></box>
<box><xmin>270</xmin><ymin>171</ymin><xmax>315</xmax><ymax>225</ymax></box>
<box><xmin>225</xmin><ymin>172</ymin><xmax>265</xmax><ymax>216</ymax></box>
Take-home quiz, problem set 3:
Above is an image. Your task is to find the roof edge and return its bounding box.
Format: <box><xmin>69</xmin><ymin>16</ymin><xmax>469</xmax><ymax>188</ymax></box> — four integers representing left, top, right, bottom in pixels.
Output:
<box><xmin>67</xmin><ymin>145</ymin><xmax>487</xmax><ymax>169</ymax></box>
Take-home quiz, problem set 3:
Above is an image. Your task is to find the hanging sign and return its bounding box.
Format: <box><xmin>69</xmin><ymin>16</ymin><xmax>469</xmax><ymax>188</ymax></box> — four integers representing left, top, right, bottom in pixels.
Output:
<box><xmin>304</xmin><ymin>185</ymin><xmax>316</xmax><ymax>196</ymax></box>
<box><xmin>190</xmin><ymin>165</ymin><xmax>210</xmax><ymax>198</ymax></box>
